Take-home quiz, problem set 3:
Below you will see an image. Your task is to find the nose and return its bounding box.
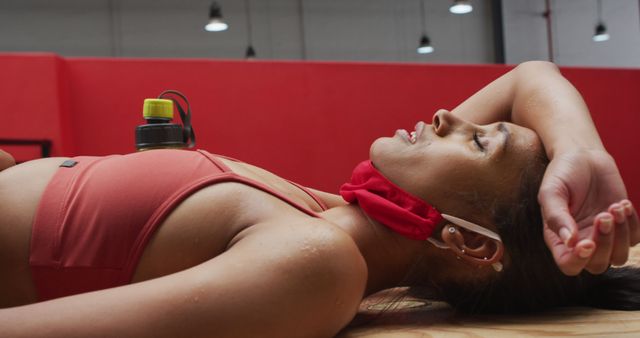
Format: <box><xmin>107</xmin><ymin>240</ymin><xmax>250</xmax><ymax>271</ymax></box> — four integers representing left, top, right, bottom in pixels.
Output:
<box><xmin>432</xmin><ymin>109</ymin><xmax>469</xmax><ymax>136</ymax></box>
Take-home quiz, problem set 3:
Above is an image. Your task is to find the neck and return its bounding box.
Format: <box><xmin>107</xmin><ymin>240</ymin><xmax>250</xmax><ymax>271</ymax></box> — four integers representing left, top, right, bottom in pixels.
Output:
<box><xmin>320</xmin><ymin>204</ymin><xmax>441</xmax><ymax>296</ymax></box>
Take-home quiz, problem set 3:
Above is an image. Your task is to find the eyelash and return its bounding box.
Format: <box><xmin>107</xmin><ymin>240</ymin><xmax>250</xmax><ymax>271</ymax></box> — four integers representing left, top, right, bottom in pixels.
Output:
<box><xmin>473</xmin><ymin>131</ymin><xmax>485</xmax><ymax>151</ymax></box>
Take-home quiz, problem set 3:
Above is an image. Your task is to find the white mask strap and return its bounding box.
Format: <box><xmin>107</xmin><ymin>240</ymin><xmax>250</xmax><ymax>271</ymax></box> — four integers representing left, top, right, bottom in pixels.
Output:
<box><xmin>441</xmin><ymin>213</ymin><xmax>502</xmax><ymax>243</ymax></box>
<box><xmin>426</xmin><ymin>213</ymin><xmax>503</xmax><ymax>272</ymax></box>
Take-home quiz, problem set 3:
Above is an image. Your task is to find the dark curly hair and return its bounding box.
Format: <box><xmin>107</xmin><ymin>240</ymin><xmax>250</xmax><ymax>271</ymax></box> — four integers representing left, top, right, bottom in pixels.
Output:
<box><xmin>409</xmin><ymin>152</ymin><xmax>640</xmax><ymax>314</ymax></box>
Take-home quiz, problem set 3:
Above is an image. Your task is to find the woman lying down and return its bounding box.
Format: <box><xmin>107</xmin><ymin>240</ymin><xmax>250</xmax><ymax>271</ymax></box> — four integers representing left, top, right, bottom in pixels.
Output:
<box><xmin>0</xmin><ymin>61</ymin><xmax>638</xmax><ymax>337</ymax></box>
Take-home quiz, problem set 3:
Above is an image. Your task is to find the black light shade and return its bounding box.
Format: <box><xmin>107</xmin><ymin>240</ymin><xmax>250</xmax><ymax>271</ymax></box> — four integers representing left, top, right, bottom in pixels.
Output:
<box><xmin>417</xmin><ymin>34</ymin><xmax>434</xmax><ymax>54</ymax></box>
<box><xmin>245</xmin><ymin>45</ymin><xmax>256</xmax><ymax>59</ymax></box>
<box><xmin>205</xmin><ymin>2</ymin><xmax>228</xmax><ymax>32</ymax></box>
<box><xmin>593</xmin><ymin>23</ymin><xmax>610</xmax><ymax>42</ymax></box>
<box><xmin>209</xmin><ymin>2</ymin><xmax>222</xmax><ymax>19</ymax></box>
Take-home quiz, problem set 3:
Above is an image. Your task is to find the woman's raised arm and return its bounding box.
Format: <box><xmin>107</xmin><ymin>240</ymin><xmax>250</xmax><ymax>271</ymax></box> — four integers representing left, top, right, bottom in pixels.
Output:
<box><xmin>451</xmin><ymin>61</ymin><xmax>603</xmax><ymax>156</ymax></box>
<box><xmin>0</xmin><ymin>221</ymin><xmax>367</xmax><ymax>338</ymax></box>
<box><xmin>449</xmin><ymin>61</ymin><xmax>638</xmax><ymax>276</ymax></box>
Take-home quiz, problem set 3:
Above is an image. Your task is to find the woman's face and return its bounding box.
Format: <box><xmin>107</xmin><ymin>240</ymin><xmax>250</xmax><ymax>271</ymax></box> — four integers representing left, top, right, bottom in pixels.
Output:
<box><xmin>370</xmin><ymin>110</ymin><xmax>543</xmax><ymax>222</ymax></box>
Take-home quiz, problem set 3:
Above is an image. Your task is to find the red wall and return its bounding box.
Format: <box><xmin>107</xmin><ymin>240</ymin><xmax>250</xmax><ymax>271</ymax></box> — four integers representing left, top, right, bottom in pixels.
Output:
<box><xmin>0</xmin><ymin>53</ymin><xmax>72</xmax><ymax>158</ymax></box>
<box><xmin>561</xmin><ymin>67</ymin><xmax>640</xmax><ymax>201</ymax></box>
<box><xmin>1</xmin><ymin>54</ymin><xmax>638</xmax><ymax>204</ymax></box>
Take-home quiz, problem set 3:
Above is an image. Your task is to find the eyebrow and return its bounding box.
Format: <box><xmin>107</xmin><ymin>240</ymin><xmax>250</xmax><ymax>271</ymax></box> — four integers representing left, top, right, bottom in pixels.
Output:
<box><xmin>497</xmin><ymin>122</ymin><xmax>510</xmax><ymax>155</ymax></box>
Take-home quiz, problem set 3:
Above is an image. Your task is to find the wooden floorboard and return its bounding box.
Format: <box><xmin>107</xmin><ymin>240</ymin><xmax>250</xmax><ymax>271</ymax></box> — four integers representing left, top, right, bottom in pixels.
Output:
<box><xmin>339</xmin><ymin>246</ymin><xmax>640</xmax><ymax>337</ymax></box>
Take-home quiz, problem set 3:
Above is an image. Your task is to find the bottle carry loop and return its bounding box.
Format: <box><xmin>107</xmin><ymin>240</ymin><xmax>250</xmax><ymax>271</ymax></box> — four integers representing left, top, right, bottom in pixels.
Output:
<box><xmin>157</xmin><ymin>90</ymin><xmax>196</xmax><ymax>148</ymax></box>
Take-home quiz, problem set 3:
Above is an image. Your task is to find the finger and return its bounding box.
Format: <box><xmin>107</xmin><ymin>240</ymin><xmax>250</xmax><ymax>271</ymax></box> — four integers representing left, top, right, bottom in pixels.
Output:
<box><xmin>610</xmin><ymin>202</ymin><xmax>626</xmax><ymax>223</ymax></box>
<box><xmin>622</xmin><ymin>200</ymin><xmax>640</xmax><ymax>245</ymax></box>
<box><xmin>574</xmin><ymin>240</ymin><xmax>599</xmax><ymax>274</ymax></box>
<box><xmin>539</xmin><ymin>187</ymin><xmax>578</xmax><ymax>248</ymax></box>
<box><xmin>609</xmin><ymin>203</ymin><xmax>631</xmax><ymax>266</ymax></box>
<box><xmin>585</xmin><ymin>213</ymin><xmax>616</xmax><ymax>273</ymax></box>
<box><xmin>543</xmin><ymin>226</ymin><xmax>591</xmax><ymax>276</ymax></box>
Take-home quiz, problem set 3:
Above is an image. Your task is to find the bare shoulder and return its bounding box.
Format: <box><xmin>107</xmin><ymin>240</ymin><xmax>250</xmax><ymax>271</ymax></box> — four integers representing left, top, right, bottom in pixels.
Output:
<box><xmin>232</xmin><ymin>217</ymin><xmax>367</xmax><ymax>279</ymax></box>
<box><xmin>231</xmin><ymin>217</ymin><xmax>368</xmax><ymax>297</ymax></box>
<box><xmin>0</xmin><ymin>217</ymin><xmax>368</xmax><ymax>338</ymax></box>
<box><xmin>223</xmin><ymin>217</ymin><xmax>368</xmax><ymax>336</ymax></box>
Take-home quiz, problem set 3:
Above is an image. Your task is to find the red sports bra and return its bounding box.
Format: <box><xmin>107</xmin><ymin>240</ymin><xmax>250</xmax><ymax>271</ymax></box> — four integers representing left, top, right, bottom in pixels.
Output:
<box><xmin>29</xmin><ymin>149</ymin><xmax>327</xmax><ymax>301</ymax></box>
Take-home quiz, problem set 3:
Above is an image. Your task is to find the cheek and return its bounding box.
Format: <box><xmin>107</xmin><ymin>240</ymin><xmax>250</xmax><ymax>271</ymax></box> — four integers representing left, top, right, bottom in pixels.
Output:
<box><xmin>420</xmin><ymin>162</ymin><xmax>472</xmax><ymax>194</ymax></box>
<box><xmin>415</xmin><ymin>145</ymin><xmax>480</xmax><ymax>178</ymax></box>
<box><xmin>393</xmin><ymin>150</ymin><xmax>461</xmax><ymax>196</ymax></box>
<box><xmin>414</xmin><ymin>148</ymin><xmax>488</xmax><ymax>201</ymax></box>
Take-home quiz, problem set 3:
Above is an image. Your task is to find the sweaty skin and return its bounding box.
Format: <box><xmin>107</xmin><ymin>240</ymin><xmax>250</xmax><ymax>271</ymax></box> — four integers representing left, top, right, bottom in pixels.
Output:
<box><xmin>0</xmin><ymin>117</ymin><xmax>638</xmax><ymax>337</ymax></box>
<box><xmin>0</xmin><ymin>115</ymin><xmax>573</xmax><ymax>337</ymax></box>
<box><xmin>370</xmin><ymin>111</ymin><xmax>542</xmax><ymax>226</ymax></box>
<box><xmin>0</xmin><ymin>62</ymin><xmax>636</xmax><ymax>337</ymax></box>
<box><xmin>450</xmin><ymin>61</ymin><xmax>637</xmax><ymax>275</ymax></box>
<box><xmin>0</xmin><ymin>154</ymin><xmax>369</xmax><ymax>337</ymax></box>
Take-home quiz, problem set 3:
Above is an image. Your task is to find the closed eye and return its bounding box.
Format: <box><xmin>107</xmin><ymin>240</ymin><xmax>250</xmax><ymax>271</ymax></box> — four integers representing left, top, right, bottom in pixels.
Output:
<box><xmin>473</xmin><ymin>131</ymin><xmax>485</xmax><ymax>151</ymax></box>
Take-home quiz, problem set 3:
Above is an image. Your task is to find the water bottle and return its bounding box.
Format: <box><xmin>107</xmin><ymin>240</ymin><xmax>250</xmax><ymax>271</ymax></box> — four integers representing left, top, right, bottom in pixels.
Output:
<box><xmin>135</xmin><ymin>90</ymin><xmax>196</xmax><ymax>151</ymax></box>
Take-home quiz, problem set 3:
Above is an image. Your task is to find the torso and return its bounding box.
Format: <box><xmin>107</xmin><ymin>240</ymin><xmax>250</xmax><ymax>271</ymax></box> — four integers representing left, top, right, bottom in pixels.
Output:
<box><xmin>0</xmin><ymin>154</ymin><xmax>347</xmax><ymax>307</ymax></box>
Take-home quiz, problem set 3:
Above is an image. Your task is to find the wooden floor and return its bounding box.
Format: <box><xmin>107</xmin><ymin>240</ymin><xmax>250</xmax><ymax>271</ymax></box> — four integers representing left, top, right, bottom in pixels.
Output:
<box><xmin>339</xmin><ymin>246</ymin><xmax>640</xmax><ymax>338</ymax></box>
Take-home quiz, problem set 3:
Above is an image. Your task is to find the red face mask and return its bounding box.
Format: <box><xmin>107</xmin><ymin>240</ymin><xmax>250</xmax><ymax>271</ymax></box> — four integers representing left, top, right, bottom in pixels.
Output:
<box><xmin>339</xmin><ymin>160</ymin><xmax>443</xmax><ymax>241</ymax></box>
<box><xmin>340</xmin><ymin>160</ymin><xmax>504</xmax><ymax>271</ymax></box>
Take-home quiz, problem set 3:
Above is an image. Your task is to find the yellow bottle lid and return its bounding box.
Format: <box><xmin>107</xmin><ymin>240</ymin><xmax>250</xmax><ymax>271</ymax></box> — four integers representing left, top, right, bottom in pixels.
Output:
<box><xmin>143</xmin><ymin>99</ymin><xmax>174</xmax><ymax>119</ymax></box>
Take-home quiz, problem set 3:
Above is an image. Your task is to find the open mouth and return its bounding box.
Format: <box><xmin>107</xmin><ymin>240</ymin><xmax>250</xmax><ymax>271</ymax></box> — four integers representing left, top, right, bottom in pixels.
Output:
<box><xmin>397</xmin><ymin>121</ymin><xmax>425</xmax><ymax>144</ymax></box>
<box><xmin>396</xmin><ymin>129</ymin><xmax>412</xmax><ymax>144</ymax></box>
<box><xmin>398</xmin><ymin>121</ymin><xmax>425</xmax><ymax>144</ymax></box>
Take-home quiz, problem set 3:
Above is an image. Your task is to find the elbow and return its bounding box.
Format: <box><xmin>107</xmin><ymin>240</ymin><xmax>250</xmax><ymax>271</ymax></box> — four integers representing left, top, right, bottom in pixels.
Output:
<box><xmin>511</xmin><ymin>61</ymin><xmax>563</xmax><ymax>95</ymax></box>
<box><xmin>515</xmin><ymin>60</ymin><xmax>559</xmax><ymax>73</ymax></box>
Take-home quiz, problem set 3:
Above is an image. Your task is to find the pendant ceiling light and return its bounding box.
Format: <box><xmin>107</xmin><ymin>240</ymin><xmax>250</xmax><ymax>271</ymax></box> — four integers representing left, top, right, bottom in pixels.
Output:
<box><xmin>244</xmin><ymin>0</ymin><xmax>256</xmax><ymax>59</ymax></box>
<box><xmin>417</xmin><ymin>35</ymin><xmax>434</xmax><ymax>54</ymax></box>
<box><xmin>593</xmin><ymin>23</ymin><xmax>610</xmax><ymax>42</ymax></box>
<box><xmin>245</xmin><ymin>45</ymin><xmax>256</xmax><ymax>59</ymax></box>
<box><xmin>592</xmin><ymin>0</ymin><xmax>610</xmax><ymax>42</ymax></box>
<box><xmin>204</xmin><ymin>2</ymin><xmax>228</xmax><ymax>32</ymax></box>
<box><xmin>417</xmin><ymin>0</ymin><xmax>434</xmax><ymax>54</ymax></box>
<box><xmin>449</xmin><ymin>0</ymin><xmax>473</xmax><ymax>15</ymax></box>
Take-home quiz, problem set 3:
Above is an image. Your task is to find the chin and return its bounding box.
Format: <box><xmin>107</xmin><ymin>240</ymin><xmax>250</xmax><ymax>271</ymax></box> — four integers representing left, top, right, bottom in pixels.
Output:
<box><xmin>369</xmin><ymin>136</ymin><xmax>403</xmax><ymax>168</ymax></box>
<box><xmin>369</xmin><ymin>137</ymin><xmax>390</xmax><ymax>162</ymax></box>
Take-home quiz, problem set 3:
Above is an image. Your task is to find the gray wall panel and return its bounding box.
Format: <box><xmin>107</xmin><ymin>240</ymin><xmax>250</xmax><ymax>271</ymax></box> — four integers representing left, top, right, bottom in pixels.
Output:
<box><xmin>0</xmin><ymin>0</ymin><xmax>637</xmax><ymax>67</ymax></box>
<box><xmin>503</xmin><ymin>0</ymin><xmax>640</xmax><ymax>68</ymax></box>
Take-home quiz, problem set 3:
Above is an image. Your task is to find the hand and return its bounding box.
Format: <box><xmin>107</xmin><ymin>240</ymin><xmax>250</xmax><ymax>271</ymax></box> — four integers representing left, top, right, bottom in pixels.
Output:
<box><xmin>538</xmin><ymin>149</ymin><xmax>640</xmax><ymax>276</ymax></box>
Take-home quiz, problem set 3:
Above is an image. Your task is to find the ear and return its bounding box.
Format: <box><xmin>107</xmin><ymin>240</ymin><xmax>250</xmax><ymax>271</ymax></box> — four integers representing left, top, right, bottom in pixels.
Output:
<box><xmin>441</xmin><ymin>224</ymin><xmax>504</xmax><ymax>271</ymax></box>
